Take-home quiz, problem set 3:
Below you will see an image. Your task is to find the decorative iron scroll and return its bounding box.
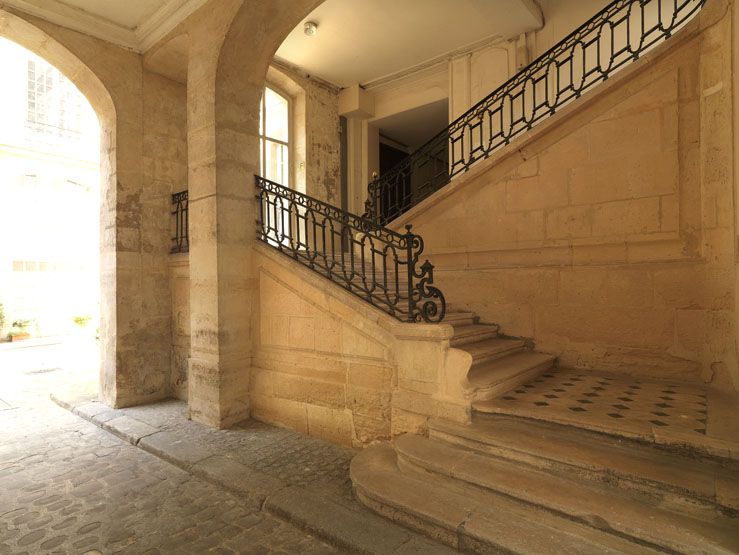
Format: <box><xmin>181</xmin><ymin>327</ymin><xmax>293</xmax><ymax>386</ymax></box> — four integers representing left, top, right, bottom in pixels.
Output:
<box><xmin>170</xmin><ymin>190</ymin><xmax>189</xmax><ymax>254</ymax></box>
<box><xmin>364</xmin><ymin>0</ymin><xmax>706</xmax><ymax>225</ymax></box>
<box><xmin>255</xmin><ymin>175</ymin><xmax>446</xmax><ymax>323</ymax></box>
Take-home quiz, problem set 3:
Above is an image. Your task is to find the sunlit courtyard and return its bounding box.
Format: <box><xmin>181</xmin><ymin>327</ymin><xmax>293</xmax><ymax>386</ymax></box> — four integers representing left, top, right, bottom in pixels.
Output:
<box><xmin>0</xmin><ymin>37</ymin><xmax>100</xmax><ymax>395</ymax></box>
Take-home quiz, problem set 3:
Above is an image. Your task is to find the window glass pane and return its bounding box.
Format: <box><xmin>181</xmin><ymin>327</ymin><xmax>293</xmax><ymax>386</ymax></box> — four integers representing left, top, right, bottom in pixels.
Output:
<box><xmin>259</xmin><ymin>93</ymin><xmax>264</xmax><ymax>135</ymax></box>
<box><xmin>264</xmin><ymin>87</ymin><xmax>288</xmax><ymax>142</ymax></box>
<box><xmin>264</xmin><ymin>140</ymin><xmax>289</xmax><ymax>186</ymax></box>
<box><xmin>259</xmin><ymin>137</ymin><xmax>264</xmax><ymax>177</ymax></box>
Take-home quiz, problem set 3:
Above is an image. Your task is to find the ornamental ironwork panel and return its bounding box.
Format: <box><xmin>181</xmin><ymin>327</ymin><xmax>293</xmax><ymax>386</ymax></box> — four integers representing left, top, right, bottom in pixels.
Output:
<box><xmin>364</xmin><ymin>0</ymin><xmax>706</xmax><ymax>225</ymax></box>
<box><xmin>171</xmin><ymin>190</ymin><xmax>189</xmax><ymax>254</ymax></box>
<box><xmin>255</xmin><ymin>175</ymin><xmax>445</xmax><ymax>323</ymax></box>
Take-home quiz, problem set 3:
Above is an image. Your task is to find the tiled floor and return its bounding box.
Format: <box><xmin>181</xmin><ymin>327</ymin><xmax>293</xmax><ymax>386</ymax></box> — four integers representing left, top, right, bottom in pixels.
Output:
<box><xmin>486</xmin><ymin>369</ymin><xmax>720</xmax><ymax>441</ymax></box>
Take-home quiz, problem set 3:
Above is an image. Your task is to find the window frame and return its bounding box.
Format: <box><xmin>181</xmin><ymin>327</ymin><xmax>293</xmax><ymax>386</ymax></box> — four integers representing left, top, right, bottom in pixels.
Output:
<box><xmin>259</xmin><ymin>84</ymin><xmax>293</xmax><ymax>188</ymax></box>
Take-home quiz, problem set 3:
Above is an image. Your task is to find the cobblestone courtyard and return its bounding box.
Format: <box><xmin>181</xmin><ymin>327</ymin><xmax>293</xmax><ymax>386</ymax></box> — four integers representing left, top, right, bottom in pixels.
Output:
<box><xmin>0</xmin><ymin>341</ymin><xmax>339</xmax><ymax>554</ymax></box>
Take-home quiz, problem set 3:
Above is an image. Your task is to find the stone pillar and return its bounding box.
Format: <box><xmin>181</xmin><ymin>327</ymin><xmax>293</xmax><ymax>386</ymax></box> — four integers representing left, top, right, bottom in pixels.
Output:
<box><xmin>185</xmin><ymin>2</ymin><xmax>253</xmax><ymax>428</ymax></box>
<box><xmin>185</xmin><ymin>0</ymin><xmax>324</xmax><ymax>428</ymax></box>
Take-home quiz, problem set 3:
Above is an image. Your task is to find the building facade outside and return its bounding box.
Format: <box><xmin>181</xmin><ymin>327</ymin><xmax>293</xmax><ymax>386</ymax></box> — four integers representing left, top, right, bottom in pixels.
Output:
<box><xmin>0</xmin><ymin>37</ymin><xmax>99</xmax><ymax>341</ymax></box>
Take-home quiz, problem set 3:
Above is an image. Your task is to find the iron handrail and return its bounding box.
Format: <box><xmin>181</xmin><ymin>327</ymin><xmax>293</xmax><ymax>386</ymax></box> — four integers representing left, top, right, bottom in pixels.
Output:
<box><xmin>364</xmin><ymin>0</ymin><xmax>707</xmax><ymax>225</ymax></box>
<box><xmin>255</xmin><ymin>175</ymin><xmax>446</xmax><ymax>323</ymax></box>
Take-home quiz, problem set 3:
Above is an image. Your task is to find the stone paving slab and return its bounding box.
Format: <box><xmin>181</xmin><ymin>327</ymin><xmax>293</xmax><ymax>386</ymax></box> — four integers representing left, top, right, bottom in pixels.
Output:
<box><xmin>3</xmin><ymin>379</ymin><xmax>338</xmax><ymax>554</ymax></box>
<box><xmin>53</xmin><ymin>393</ymin><xmax>455</xmax><ymax>554</ymax></box>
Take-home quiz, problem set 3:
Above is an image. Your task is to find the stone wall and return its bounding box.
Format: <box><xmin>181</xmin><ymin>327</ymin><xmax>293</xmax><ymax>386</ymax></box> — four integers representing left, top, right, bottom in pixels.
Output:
<box><xmin>269</xmin><ymin>64</ymin><xmax>341</xmax><ymax>204</ymax></box>
<box><xmin>251</xmin><ymin>243</ymin><xmax>461</xmax><ymax>446</ymax></box>
<box><xmin>304</xmin><ymin>74</ymin><xmax>341</xmax><ymax>205</ymax></box>
<box><xmin>392</xmin><ymin>4</ymin><xmax>738</xmax><ymax>391</ymax></box>
<box><xmin>0</xmin><ymin>8</ymin><xmax>176</xmax><ymax>406</ymax></box>
<box><xmin>169</xmin><ymin>255</ymin><xmax>190</xmax><ymax>400</ymax></box>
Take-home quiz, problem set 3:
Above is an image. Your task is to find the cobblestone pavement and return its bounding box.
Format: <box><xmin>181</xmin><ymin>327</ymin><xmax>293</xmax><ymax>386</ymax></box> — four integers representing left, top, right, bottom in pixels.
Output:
<box><xmin>0</xmin><ymin>343</ymin><xmax>339</xmax><ymax>554</ymax></box>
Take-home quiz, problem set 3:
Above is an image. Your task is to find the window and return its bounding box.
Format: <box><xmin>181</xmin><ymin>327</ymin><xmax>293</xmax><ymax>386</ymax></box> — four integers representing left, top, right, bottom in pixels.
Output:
<box><xmin>259</xmin><ymin>87</ymin><xmax>290</xmax><ymax>186</ymax></box>
<box><xmin>26</xmin><ymin>59</ymin><xmax>84</xmax><ymax>139</ymax></box>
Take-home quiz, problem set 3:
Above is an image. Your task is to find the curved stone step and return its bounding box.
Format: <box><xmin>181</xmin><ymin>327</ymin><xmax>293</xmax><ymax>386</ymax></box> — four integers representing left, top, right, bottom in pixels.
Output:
<box><xmin>428</xmin><ymin>416</ymin><xmax>739</xmax><ymax>513</ymax></box>
<box><xmin>467</xmin><ymin>351</ymin><xmax>556</xmax><ymax>401</ymax></box>
<box><xmin>394</xmin><ymin>434</ymin><xmax>739</xmax><ymax>554</ymax></box>
<box><xmin>441</xmin><ymin>311</ymin><xmax>477</xmax><ymax>326</ymax></box>
<box><xmin>350</xmin><ymin>444</ymin><xmax>660</xmax><ymax>554</ymax></box>
<box><xmin>450</xmin><ymin>324</ymin><xmax>499</xmax><ymax>347</ymax></box>
<box><xmin>463</xmin><ymin>337</ymin><xmax>526</xmax><ymax>365</ymax></box>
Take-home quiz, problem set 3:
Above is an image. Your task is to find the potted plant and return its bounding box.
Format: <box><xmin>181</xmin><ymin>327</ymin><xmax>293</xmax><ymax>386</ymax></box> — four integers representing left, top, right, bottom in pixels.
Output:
<box><xmin>0</xmin><ymin>302</ymin><xmax>5</xmax><ymax>341</ymax></box>
<box><xmin>73</xmin><ymin>315</ymin><xmax>92</xmax><ymax>328</ymax></box>
<box><xmin>8</xmin><ymin>319</ymin><xmax>31</xmax><ymax>342</ymax></box>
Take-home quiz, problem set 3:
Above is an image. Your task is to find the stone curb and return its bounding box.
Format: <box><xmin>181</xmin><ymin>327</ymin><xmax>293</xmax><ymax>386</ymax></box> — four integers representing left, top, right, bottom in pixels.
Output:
<box><xmin>50</xmin><ymin>394</ymin><xmax>455</xmax><ymax>554</ymax></box>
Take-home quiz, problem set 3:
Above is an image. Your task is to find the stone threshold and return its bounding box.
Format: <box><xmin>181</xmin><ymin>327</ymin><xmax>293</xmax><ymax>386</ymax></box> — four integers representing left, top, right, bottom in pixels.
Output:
<box><xmin>50</xmin><ymin>393</ymin><xmax>453</xmax><ymax>555</ymax></box>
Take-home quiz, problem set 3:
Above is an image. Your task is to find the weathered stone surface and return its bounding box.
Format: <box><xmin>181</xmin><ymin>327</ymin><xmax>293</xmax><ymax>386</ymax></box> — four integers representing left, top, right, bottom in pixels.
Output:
<box><xmin>100</xmin><ymin>415</ymin><xmax>160</xmax><ymax>445</ymax></box>
<box><xmin>48</xmin><ymin>382</ymin><xmax>453</xmax><ymax>553</ymax></box>
<box><xmin>266</xmin><ymin>485</ymin><xmax>452</xmax><ymax>554</ymax></box>
<box><xmin>0</xmin><ymin>361</ymin><xmax>336</xmax><ymax>554</ymax></box>
<box><xmin>138</xmin><ymin>431</ymin><xmax>214</xmax><ymax>467</ymax></box>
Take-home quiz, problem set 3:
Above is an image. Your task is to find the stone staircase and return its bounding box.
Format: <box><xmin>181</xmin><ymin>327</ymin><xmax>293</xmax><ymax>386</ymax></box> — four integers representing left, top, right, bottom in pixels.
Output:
<box><xmin>446</xmin><ymin>312</ymin><xmax>557</xmax><ymax>403</ymax></box>
<box><xmin>351</xmin><ymin>368</ymin><xmax>739</xmax><ymax>553</ymax></box>
<box><xmin>327</xmin><ymin>255</ymin><xmax>558</xmax><ymax>400</ymax></box>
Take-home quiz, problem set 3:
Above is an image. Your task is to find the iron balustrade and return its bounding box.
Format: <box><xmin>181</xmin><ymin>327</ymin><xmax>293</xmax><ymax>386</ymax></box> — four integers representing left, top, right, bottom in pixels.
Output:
<box><xmin>255</xmin><ymin>175</ymin><xmax>446</xmax><ymax>323</ymax></box>
<box><xmin>171</xmin><ymin>190</ymin><xmax>189</xmax><ymax>254</ymax></box>
<box><xmin>364</xmin><ymin>0</ymin><xmax>707</xmax><ymax>225</ymax></box>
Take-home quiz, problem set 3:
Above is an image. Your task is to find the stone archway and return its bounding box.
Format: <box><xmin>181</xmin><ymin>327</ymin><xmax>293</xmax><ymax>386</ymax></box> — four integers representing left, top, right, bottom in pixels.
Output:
<box><xmin>186</xmin><ymin>0</ymin><xmax>324</xmax><ymax>427</ymax></box>
<box><xmin>0</xmin><ymin>9</ymin><xmax>119</xmax><ymax>404</ymax></box>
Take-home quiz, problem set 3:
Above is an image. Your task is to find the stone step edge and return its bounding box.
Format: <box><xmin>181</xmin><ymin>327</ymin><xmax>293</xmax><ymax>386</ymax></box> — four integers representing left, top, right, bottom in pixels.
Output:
<box><xmin>450</xmin><ymin>325</ymin><xmax>500</xmax><ymax>347</ymax></box>
<box><xmin>472</xmin><ymin>401</ymin><xmax>739</xmax><ymax>463</ymax></box>
<box><xmin>463</xmin><ymin>338</ymin><xmax>527</xmax><ymax>366</ymax></box>
<box><xmin>49</xmin><ymin>394</ymin><xmax>452</xmax><ymax>555</ymax></box>
<box><xmin>469</xmin><ymin>354</ymin><xmax>556</xmax><ymax>403</ymax></box>
<box><xmin>351</xmin><ymin>444</ymin><xmax>661</xmax><ymax>554</ymax></box>
<box><xmin>394</xmin><ymin>434</ymin><xmax>739</xmax><ymax>554</ymax></box>
<box><xmin>429</xmin><ymin>415</ymin><xmax>739</xmax><ymax>513</ymax></box>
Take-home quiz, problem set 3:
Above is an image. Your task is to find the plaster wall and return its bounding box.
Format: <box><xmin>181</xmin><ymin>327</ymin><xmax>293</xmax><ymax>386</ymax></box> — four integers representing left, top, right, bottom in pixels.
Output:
<box><xmin>393</xmin><ymin>5</ymin><xmax>738</xmax><ymax>391</ymax></box>
<box><xmin>529</xmin><ymin>0</ymin><xmax>612</xmax><ymax>58</ymax></box>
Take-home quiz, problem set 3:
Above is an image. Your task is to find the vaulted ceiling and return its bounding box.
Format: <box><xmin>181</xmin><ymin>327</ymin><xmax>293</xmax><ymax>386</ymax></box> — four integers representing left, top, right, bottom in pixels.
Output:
<box><xmin>0</xmin><ymin>0</ymin><xmax>207</xmax><ymax>52</ymax></box>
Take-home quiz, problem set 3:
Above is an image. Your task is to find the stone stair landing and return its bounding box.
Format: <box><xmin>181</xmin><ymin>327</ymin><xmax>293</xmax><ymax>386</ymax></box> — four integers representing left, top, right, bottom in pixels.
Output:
<box><xmin>351</xmin><ymin>368</ymin><xmax>739</xmax><ymax>553</ymax></box>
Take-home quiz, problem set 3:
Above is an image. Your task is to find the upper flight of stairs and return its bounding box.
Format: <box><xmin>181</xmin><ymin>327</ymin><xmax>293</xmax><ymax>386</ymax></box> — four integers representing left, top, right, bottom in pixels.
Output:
<box><xmin>352</xmin><ymin>374</ymin><xmax>739</xmax><ymax>554</ymax></box>
<box><xmin>446</xmin><ymin>309</ymin><xmax>556</xmax><ymax>402</ymax></box>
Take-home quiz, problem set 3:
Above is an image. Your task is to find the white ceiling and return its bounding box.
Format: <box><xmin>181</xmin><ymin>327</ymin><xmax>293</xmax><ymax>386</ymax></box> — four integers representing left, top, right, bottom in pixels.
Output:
<box><xmin>0</xmin><ymin>0</ymin><xmax>208</xmax><ymax>52</ymax></box>
<box><xmin>276</xmin><ymin>0</ymin><xmax>543</xmax><ymax>88</ymax></box>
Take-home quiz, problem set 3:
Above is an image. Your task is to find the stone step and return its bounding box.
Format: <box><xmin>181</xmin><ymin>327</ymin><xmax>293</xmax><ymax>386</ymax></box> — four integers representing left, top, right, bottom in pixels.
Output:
<box><xmin>449</xmin><ymin>324</ymin><xmax>499</xmax><ymax>347</ymax></box>
<box><xmin>467</xmin><ymin>351</ymin><xmax>556</xmax><ymax>402</ymax></box>
<box><xmin>428</xmin><ymin>415</ymin><xmax>739</xmax><ymax>514</ymax></box>
<box><xmin>350</xmin><ymin>444</ymin><xmax>660</xmax><ymax>554</ymax></box>
<box><xmin>394</xmin><ymin>434</ymin><xmax>739</xmax><ymax>554</ymax></box>
<box><xmin>440</xmin><ymin>311</ymin><xmax>477</xmax><ymax>326</ymax></box>
<box><xmin>464</xmin><ymin>337</ymin><xmax>527</xmax><ymax>366</ymax></box>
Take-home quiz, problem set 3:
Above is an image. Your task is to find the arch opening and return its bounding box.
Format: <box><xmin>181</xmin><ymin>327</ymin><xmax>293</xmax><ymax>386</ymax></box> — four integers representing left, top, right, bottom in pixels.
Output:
<box><xmin>0</xmin><ymin>9</ymin><xmax>117</xmax><ymax>404</ymax></box>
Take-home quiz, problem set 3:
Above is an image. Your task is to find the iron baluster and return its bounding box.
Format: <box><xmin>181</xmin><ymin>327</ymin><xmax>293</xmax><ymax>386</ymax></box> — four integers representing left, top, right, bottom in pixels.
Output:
<box><xmin>254</xmin><ymin>175</ymin><xmax>446</xmax><ymax>323</ymax></box>
<box><xmin>405</xmin><ymin>225</ymin><xmax>415</xmax><ymax>322</ymax></box>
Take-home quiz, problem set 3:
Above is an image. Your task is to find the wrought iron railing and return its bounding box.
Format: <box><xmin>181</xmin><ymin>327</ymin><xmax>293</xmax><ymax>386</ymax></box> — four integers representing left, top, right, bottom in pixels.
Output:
<box><xmin>170</xmin><ymin>190</ymin><xmax>189</xmax><ymax>254</ymax></box>
<box><xmin>255</xmin><ymin>175</ymin><xmax>446</xmax><ymax>323</ymax></box>
<box><xmin>364</xmin><ymin>0</ymin><xmax>706</xmax><ymax>225</ymax></box>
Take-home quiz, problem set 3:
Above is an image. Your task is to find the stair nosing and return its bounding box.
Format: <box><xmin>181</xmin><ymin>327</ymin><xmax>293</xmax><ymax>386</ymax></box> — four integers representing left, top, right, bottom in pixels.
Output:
<box><xmin>395</xmin><ymin>434</ymin><xmax>739</xmax><ymax>554</ymax></box>
<box><xmin>428</xmin><ymin>415</ymin><xmax>739</xmax><ymax>513</ymax></box>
